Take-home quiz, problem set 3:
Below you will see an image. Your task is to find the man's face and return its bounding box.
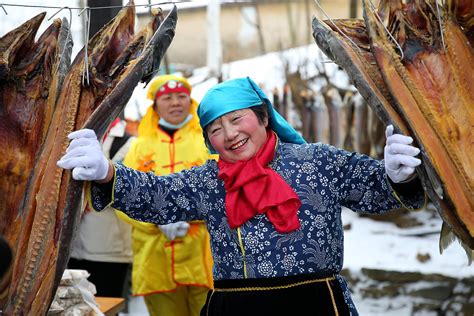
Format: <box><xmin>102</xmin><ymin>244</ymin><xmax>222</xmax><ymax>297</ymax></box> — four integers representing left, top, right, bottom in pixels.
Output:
<box><xmin>154</xmin><ymin>92</ymin><xmax>191</xmax><ymax>125</ymax></box>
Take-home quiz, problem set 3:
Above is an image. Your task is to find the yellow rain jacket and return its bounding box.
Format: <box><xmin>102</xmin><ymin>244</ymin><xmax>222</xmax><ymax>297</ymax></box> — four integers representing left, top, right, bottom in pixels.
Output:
<box><xmin>119</xmin><ymin>88</ymin><xmax>214</xmax><ymax>296</ymax></box>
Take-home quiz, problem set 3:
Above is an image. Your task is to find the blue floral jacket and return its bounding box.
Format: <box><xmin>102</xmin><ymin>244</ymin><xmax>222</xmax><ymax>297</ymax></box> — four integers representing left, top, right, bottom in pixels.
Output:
<box><xmin>90</xmin><ymin>140</ymin><xmax>425</xmax><ymax>314</ymax></box>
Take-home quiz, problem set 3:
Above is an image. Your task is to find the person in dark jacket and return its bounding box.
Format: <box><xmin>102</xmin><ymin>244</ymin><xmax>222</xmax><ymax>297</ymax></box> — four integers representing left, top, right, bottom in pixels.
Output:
<box><xmin>58</xmin><ymin>77</ymin><xmax>425</xmax><ymax>315</ymax></box>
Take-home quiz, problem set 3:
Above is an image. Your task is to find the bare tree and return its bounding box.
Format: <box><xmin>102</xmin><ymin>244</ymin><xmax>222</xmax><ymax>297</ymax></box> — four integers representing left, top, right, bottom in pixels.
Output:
<box><xmin>305</xmin><ymin>0</ymin><xmax>312</xmax><ymax>44</ymax></box>
<box><xmin>285</xmin><ymin>0</ymin><xmax>297</xmax><ymax>47</ymax></box>
<box><xmin>248</xmin><ymin>0</ymin><xmax>266</xmax><ymax>54</ymax></box>
<box><xmin>207</xmin><ymin>0</ymin><xmax>223</xmax><ymax>80</ymax></box>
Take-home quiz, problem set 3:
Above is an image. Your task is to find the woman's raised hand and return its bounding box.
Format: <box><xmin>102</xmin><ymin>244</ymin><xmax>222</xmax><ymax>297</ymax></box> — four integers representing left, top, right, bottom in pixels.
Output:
<box><xmin>384</xmin><ymin>125</ymin><xmax>421</xmax><ymax>183</ymax></box>
<box><xmin>57</xmin><ymin>129</ymin><xmax>112</xmax><ymax>182</ymax></box>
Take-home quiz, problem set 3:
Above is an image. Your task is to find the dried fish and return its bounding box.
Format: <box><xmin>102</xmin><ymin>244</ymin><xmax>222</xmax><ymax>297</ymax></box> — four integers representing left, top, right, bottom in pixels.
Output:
<box><xmin>0</xmin><ymin>15</ymin><xmax>72</xmax><ymax>312</ymax></box>
<box><xmin>312</xmin><ymin>0</ymin><xmax>474</xmax><ymax>259</ymax></box>
<box><xmin>0</xmin><ymin>2</ymin><xmax>177</xmax><ymax>314</ymax></box>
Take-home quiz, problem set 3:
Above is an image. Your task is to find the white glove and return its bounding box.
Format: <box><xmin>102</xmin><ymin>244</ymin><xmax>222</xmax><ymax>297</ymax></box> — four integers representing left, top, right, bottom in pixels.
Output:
<box><xmin>158</xmin><ymin>222</ymin><xmax>190</xmax><ymax>241</ymax></box>
<box><xmin>57</xmin><ymin>129</ymin><xmax>110</xmax><ymax>181</ymax></box>
<box><xmin>384</xmin><ymin>125</ymin><xmax>421</xmax><ymax>183</ymax></box>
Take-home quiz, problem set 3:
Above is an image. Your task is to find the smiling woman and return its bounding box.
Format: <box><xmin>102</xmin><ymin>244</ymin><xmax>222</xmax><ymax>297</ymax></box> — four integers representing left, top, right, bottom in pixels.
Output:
<box><xmin>206</xmin><ymin>108</ymin><xmax>269</xmax><ymax>162</ymax></box>
<box><xmin>58</xmin><ymin>76</ymin><xmax>426</xmax><ymax>316</ymax></box>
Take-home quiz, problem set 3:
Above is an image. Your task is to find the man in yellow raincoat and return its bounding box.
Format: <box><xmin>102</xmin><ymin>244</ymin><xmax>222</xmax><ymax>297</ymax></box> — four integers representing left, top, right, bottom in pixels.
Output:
<box><xmin>118</xmin><ymin>75</ymin><xmax>214</xmax><ymax>316</ymax></box>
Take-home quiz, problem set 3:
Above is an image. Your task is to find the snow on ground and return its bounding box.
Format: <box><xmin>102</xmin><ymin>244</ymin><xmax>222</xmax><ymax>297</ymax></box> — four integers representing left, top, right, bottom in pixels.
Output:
<box><xmin>342</xmin><ymin>204</ymin><xmax>472</xmax><ymax>316</ymax></box>
<box><xmin>342</xmin><ymin>207</ymin><xmax>472</xmax><ymax>278</ymax></box>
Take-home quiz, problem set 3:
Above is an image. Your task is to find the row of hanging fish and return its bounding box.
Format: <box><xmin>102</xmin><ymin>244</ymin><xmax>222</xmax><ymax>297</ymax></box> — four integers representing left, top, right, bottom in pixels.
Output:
<box><xmin>0</xmin><ymin>1</ymin><xmax>177</xmax><ymax>314</ymax></box>
<box><xmin>312</xmin><ymin>0</ymin><xmax>473</xmax><ymax>261</ymax></box>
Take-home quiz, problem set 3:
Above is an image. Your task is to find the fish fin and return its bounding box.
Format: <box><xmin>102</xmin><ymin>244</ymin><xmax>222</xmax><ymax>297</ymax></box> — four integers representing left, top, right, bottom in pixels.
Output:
<box><xmin>458</xmin><ymin>239</ymin><xmax>473</xmax><ymax>266</ymax></box>
<box><xmin>439</xmin><ymin>222</ymin><xmax>473</xmax><ymax>265</ymax></box>
<box><xmin>439</xmin><ymin>222</ymin><xmax>456</xmax><ymax>254</ymax></box>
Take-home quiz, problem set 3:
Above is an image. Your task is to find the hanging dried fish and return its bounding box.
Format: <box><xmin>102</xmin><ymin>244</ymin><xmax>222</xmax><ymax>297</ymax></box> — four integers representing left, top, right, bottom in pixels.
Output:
<box><xmin>312</xmin><ymin>0</ymin><xmax>473</xmax><ymax>260</ymax></box>
<box><xmin>0</xmin><ymin>1</ymin><xmax>177</xmax><ymax>314</ymax></box>
<box><xmin>0</xmin><ymin>14</ymin><xmax>72</xmax><ymax>311</ymax></box>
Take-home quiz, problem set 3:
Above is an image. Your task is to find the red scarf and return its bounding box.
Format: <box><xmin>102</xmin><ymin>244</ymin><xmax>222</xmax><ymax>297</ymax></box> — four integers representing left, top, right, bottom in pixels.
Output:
<box><xmin>217</xmin><ymin>131</ymin><xmax>301</xmax><ymax>233</ymax></box>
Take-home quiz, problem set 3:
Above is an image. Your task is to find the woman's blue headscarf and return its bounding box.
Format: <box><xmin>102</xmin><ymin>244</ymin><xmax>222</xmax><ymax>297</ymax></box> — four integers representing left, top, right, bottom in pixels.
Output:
<box><xmin>198</xmin><ymin>77</ymin><xmax>306</xmax><ymax>153</ymax></box>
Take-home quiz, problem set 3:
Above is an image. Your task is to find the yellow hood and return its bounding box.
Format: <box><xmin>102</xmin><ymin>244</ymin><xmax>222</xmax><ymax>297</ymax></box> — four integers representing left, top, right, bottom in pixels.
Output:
<box><xmin>146</xmin><ymin>74</ymin><xmax>192</xmax><ymax>101</ymax></box>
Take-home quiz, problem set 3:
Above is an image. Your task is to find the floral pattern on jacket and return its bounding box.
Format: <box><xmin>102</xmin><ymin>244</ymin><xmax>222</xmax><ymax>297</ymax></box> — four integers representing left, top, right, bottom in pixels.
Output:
<box><xmin>90</xmin><ymin>140</ymin><xmax>425</xmax><ymax>314</ymax></box>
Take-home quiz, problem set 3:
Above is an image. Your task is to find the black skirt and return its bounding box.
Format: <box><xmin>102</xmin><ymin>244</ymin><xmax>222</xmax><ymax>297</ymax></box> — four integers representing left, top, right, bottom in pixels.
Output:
<box><xmin>201</xmin><ymin>273</ymin><xmax>350</xmax><ymax>316</ymax></box>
